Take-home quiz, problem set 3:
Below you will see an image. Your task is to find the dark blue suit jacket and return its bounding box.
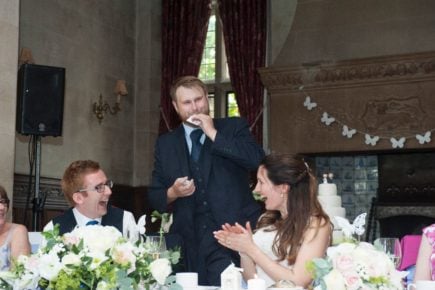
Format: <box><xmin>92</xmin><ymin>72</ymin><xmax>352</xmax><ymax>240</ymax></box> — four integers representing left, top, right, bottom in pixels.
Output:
<box><xmin>148</xmin><ymin>117</ymin><xmax>264</xmax><ymax>273</ymax></box>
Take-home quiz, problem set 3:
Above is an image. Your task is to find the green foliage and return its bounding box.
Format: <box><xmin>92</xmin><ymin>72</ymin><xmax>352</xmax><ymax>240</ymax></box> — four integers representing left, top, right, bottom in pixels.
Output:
<box><xmin>306</xmin><ymin>258</ymin><xmax>332</xmax><ymax>280</ymax></box>
<box><xmin>252</xmin><ymin>191</ymin><xmax>263</xmax><ymax>201</ymax></box>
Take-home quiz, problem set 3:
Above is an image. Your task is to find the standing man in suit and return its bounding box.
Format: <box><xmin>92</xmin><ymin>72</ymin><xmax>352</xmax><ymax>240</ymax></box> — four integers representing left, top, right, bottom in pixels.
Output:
<box><xmin>148</xmin><ymin>76</ymin><xmax>264</xmax><ymax>286</ymax></box>
<box><xmin>44</xmin><ymin>160</ymin><xmax>139</xmax><ymax>242</ymax></box>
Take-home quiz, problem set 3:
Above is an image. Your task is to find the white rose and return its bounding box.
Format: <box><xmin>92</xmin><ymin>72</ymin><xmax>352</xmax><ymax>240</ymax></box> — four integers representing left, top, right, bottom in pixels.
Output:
<box><xmin>62</xmin><ymin>253</ymin><xmax>81</xmax><ymax>266</ymax></box>
<box><xmin>23</xmin><ymin>255</ymin><xmax>40</xmax><ymax>273</ymax></box>
<box><xmin>38</xmin><ymin>251</ymin><xmax>63</xmax><ymax>281</ymax></box>
<box><xmin>70</xmin><ymin>225</ymin><xmax>122</xmax><ymax>254</ymax></box>
<box><xmin>328</xmin><ymin>242</ymin><xmax>355</xmax><ymax>260</ymax></box>
<box><xmin>323</xmin><ymin>269</ymin><xmax>346</xmax><ymax>290</ymax></box>
<box><xmin>150</xmin><ymin>258</ymin><xmax>172</xmax><ymax>285</ymax></box>
<box><xmin>84</xmin><ymin>226</ymin><xmax>122</xmax><ymax>254</ymax></box>
<box><xmin>112</xmin><ymin>242</ymin><xmax>137</xmax><ymax>273</ymax></box>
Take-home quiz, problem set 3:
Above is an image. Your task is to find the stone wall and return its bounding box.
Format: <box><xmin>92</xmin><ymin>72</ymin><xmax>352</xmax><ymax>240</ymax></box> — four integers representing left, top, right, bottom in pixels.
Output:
<box><xmin>0</xmin><ymin>0</ymin><xmax>19</xmax><ymax>215</ymax></box>
<box><xmin>15</xmin><ymin>0</ymin><xmax>162</xmax><ymax>187</ymax></box>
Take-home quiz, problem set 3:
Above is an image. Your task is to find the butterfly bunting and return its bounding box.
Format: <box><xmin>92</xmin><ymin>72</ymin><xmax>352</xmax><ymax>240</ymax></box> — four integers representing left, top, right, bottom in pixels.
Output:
<box><xmin>303</xmin><ymin>96</ymin><xmax>317</xmax><ymax>110</ymax></box>
<box><xmin>364</xmin><ymin>134</ymin><xmax>380</xmax><ymax>146</ymax></box>
<box><xmin>300</xmin><ymin>90</ymin><xmax>434</xmax><ymax>149</ymax></box>
<box><xmin>321</xmin><ymin>112</ymin><xmax>335</xmax><ymax>126</ymax></box>
<box><xmin>390</xmin><ymin>137</ymin><xmax>406</xmax><ymax>149</ymax></box>
<box><xmin>416</xmin><ymin>131</ymin><xmax>431</xmax><ymax>144</ymax></box>
<box><xmin>342</xmin><ymin>125</ymin><xmax>356</xmax><ymax>138</ymax></box>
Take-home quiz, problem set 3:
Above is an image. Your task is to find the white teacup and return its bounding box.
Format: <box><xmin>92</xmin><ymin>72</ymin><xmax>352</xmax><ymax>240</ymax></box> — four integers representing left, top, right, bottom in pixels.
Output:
<box><xmin>407</xmin><ymin>280</ymin><xmax>435</xmax><ymax>290</ymax></box>
<box><xmin>176</xmin><ymin>272</ymin><xmax>198</xmax><ymax>289</ymax></box>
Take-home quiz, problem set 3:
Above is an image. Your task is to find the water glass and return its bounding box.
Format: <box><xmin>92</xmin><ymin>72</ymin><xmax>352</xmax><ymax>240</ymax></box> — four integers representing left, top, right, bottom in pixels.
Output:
<box><xmin>146</xmin><ymin>235</ymin><xmax>166</xmax><ymax>259</ymax></box>
<box><xmin>374</xmin><ymin>237</ymin><xmax>402</xmax><ymax>268</ymax></box>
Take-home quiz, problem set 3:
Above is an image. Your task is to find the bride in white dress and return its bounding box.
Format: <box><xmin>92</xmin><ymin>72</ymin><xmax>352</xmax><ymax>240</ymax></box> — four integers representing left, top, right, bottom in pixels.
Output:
<box><xmin>214</xmin><ymin>154</ymin><xmax>331</xmax><ymax>288</ymax></box>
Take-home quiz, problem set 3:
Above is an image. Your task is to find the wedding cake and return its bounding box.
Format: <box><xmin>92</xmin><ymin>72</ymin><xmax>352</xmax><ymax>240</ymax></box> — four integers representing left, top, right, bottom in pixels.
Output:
<box><xmin>318</xmin><ymin>173</ymin><xmax>346</xmax><ymax>243</ymax></box>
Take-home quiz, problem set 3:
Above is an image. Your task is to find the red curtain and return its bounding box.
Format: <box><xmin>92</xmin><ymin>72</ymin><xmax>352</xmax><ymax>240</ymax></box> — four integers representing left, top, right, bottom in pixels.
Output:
<box><xmin>159</xmin><ymin>0</ymin><xmax>212</xmax><ymax>134</ymax></box>
<box><xmin>217</xmin><ymin>0</ymin><xmax>267</xmax><ymax>145</ymax></box>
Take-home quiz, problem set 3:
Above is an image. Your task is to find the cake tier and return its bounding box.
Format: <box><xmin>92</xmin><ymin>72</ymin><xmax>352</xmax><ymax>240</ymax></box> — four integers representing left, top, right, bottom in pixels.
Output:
<box><xmin>323</xmin><ymin>206</ymin><xmax>346</xmax><ymax>218</ymax></box>
<box><xmin>318</xmin><ymin>183</ymin><xmax>337</xmax><ymax>196</ymax></box>
<box><xmin>318</xmin><ymin>195</ymin><xmax>342</xmax><ymax>207</ymax></box>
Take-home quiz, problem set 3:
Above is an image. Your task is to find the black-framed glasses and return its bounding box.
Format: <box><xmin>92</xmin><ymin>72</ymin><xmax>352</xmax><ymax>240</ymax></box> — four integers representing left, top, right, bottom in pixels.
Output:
<box><xmin>79</xmin><ymin>180</ymin><xmax>113</xmax><ymax>193</ymax></box>
<box><xmin>0</xmin><ymin>199</ymin><xmax>9</xmax><ymax>205</ymax></box>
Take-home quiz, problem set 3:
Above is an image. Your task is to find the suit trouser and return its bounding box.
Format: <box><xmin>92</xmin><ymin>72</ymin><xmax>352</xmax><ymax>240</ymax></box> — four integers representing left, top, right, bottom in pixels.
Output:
<box><xmin>195</xmin><ymin>226</ymin><xmax>239</xmax><ymax>286</ymax></box>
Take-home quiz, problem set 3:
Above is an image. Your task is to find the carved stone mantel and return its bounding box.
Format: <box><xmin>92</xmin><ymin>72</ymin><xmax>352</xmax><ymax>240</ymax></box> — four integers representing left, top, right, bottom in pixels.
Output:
<box><xmin>259</xmin><ymin>52</ymin><xmax>435</xmax><ymax>154</ymax></box>
<box><xmin>375</xmin><ymin>205</ymin><xmax>435</xmax><ymax>219</ymax></box>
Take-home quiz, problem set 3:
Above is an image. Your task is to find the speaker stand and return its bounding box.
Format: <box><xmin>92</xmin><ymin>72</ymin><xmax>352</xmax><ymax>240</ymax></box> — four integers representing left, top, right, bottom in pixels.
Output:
<box><xmin>32</xmin><ymin>135</ymin><xmax>43</xmax><ymax>231</ymax></box>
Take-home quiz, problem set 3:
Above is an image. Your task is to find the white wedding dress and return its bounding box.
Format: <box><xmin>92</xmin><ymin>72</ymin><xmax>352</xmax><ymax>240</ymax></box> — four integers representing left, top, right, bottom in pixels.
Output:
<box><xmin>252</xmin><ymin>227</ymin><xmax>289</xmax><ymax>287</ymax></box>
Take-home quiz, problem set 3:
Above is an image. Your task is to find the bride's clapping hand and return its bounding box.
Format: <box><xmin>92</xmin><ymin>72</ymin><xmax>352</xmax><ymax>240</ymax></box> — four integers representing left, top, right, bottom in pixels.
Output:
<box><xmin>213</xmin><ymin>222</ymin><xmax>254</xmax><ymax>253</ymax></box>
<box><xmin>221</xmin><ymin>222</ymin><xmax>243</xmax><ymax>234</ymax></box>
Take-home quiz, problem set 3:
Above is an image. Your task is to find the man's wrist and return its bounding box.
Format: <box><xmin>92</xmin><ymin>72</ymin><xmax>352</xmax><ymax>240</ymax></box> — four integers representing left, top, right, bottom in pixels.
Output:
<box><xmin>208</xmin><ymin>129</ymin><xmax>217</xmax><ymax>142</ymax></box>
<box><xmin>167</xmin><ymin>186</ymin><xmax>177</xmax><ymax>203</ymax></box>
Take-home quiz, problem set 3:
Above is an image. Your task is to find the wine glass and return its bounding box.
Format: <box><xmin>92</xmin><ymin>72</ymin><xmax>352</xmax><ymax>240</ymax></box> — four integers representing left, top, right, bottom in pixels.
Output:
<box><xmin>146</xmin><ymin>235</ymin><xmax>167</xmax><ymax>259</ymax></box>
<box><xmin>374</xmin><ymin>237</ymin><xmax>402</xmax><ymax>268</ymax></box>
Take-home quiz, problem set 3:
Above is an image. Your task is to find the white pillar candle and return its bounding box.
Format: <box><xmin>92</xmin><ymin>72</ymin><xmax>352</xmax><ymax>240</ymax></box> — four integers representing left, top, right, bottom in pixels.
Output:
<box><xmin>247</xmin><ymin>277</ymin><xmax>266</xmax><ymax>290</ymax></box>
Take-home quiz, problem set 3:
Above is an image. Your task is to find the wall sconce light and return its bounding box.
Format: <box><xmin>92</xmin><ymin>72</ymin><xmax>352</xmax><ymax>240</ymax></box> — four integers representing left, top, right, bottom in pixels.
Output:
<box><xmin>93</xmin><ymin>80</ymin><xmax>128</xmax><ymax>124</ymax></box>
<box><xmin>18</xmin><ymin>47</ymin><xmax>35</xmax><ymax>66</ymax></box>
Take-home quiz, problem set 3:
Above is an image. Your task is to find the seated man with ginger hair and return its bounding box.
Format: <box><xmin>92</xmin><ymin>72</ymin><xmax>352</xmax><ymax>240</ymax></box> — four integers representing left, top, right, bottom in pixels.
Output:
<box><xmin>44</xmin><ymin>160</ymin><xmax>138</xmax><ymax>241</ymax></box>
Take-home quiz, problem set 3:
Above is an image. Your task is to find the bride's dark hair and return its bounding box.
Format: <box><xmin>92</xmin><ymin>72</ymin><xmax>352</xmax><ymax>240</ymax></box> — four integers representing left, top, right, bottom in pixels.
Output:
<box><xmin>255</xmin><ymin>154</ymin><xmax>330</xmax><ymax>265</ymax></box>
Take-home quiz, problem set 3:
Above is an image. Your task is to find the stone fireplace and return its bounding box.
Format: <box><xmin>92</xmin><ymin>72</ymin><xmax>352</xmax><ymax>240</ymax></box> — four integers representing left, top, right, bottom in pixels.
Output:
<box><xmin>259</xmin><ymin>52</ymin><xmax>435</xmax><ymax>241</ymax></box>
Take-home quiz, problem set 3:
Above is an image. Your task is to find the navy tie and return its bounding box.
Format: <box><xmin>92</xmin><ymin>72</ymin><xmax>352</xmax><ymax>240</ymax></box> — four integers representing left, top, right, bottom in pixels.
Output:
<box><xmin>190</xmin><ymin>129</ymin><xmax>203</xmax><ymax>162</ymax></box>
<box><xmin>86</xmin><ymin>220</ymin><xmax>99</xmax><ymax>226</ymax></box>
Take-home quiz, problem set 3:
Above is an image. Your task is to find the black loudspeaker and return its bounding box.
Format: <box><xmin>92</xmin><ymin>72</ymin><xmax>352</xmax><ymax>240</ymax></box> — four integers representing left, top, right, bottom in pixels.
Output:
<box><xmin>16</xmin><ymin>64</ymin><xmax>65</xmax><ymax>136</ymax></box>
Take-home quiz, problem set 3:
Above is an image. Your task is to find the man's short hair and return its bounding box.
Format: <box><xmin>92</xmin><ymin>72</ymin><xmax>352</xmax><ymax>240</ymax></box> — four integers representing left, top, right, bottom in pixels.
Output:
<box><xmin>169</xmin><ymin>75</ymin><xmax>208</xmax><ymax>101</ymax></box>
<box><xmin>61</xmin><ymin>160</ymin><xmax>100</xmax><ymax>205</ymax></box>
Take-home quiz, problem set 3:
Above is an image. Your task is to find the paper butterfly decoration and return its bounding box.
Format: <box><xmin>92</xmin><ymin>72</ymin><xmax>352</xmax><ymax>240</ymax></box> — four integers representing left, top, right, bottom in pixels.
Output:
<box><xmin>416</xmin><ymin>131</ymin><xmax>431</xmax><ymax>144</ymax></box>
<box><xmin>321</xmin><ymin>112</ymin><xmax>335</xmax><ymax>126</ymax></box>
<box><xmin>390</xmin><ymin>137</ymin><xmax>406</xmax><ymax>148</ymax></box>
<box><xmin>342</xmin><ymin>125</ymin><xmax>356</xmax><ymax>138</ymax></box>
<box><xmin>335</xmin><ymin>213</ymin><xmax>367</xmax><ymax>238</ymax></box>
<box><xmin>303</xmin><ymin>96</ymin><xmax>317</xmax><ymax>111</ymax></box>
<box><xmin>365</xmin><ymin>134</ymin><xmax>380</xmax><ymax>146</ymax></box>
<box><xmin>137</xmin><ymin>214</ymin><xmax>146</xmax><ymax>235</ymax></box>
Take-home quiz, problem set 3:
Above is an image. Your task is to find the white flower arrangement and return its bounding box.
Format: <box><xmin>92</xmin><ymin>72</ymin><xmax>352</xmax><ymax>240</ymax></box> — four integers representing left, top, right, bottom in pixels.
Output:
<box><xmin>0</xmin><ymin>225</ymin><xmax>181</xmax><ymax>290</ymax></box>
<box><xmin>308</xmin><ymin>241</ymin><xmax>408</xmax><ymax>290</ymax></box>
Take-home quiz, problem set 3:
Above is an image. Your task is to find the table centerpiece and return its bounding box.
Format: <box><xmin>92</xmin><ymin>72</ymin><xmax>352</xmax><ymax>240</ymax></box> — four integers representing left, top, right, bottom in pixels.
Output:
<box><xmin>307</xmin><ymin>213</ymin><xmax>408</xmax><ymax>290</ymax></box>
<box><xmin>0</xmin><ymin>219</ymin><xmax>180</xmax><ymax>290</ymax></box>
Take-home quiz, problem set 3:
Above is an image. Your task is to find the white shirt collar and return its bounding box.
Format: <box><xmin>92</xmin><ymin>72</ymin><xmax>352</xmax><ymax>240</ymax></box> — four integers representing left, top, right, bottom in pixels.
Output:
<box><xmin>182</xmin><ymin>123</ymin><xmax>205</xmax><ymax>142</ymax></box>
<box><xmin>72</xmin><ymin>208</ymin><xmax>102</xmax><ymax>227</ymax></box>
